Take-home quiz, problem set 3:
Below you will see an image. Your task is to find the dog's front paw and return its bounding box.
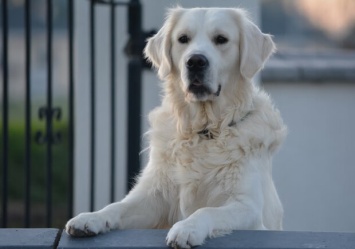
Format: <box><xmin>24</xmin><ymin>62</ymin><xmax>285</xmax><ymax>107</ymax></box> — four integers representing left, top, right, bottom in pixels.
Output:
<box><xmin>166</xmin><ymin>220</ymin><xmax>207</xmax><ymax>249</ymax></box>
<box><xmin>65</xmin><ymin>212</ymin><xmax>110</xmax><ymax>237</ymax></box>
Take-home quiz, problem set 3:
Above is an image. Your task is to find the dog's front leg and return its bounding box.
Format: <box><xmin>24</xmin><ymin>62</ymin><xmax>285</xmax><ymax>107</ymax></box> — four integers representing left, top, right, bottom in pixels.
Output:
<box><xmin>65</xmin><ymin>169</ymin><xmax>169</xmax><ymax>237</ymax></box>
<box><xmin>166</xmin><ymin>201</ymin><xmax>265</xmax><ymax>248</ymax></box>
<box><xmin>166</xmin><ymin>166</ymin><xmax>265</xmax><ymax>248</ymax></box>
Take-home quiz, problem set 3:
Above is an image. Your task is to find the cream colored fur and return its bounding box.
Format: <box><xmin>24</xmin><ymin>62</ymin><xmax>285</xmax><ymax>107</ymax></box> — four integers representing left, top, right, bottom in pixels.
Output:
<box><xmin>66</xmin><ymin>7</ymin><xmax>287</xmax><ymax>248</ymax></box>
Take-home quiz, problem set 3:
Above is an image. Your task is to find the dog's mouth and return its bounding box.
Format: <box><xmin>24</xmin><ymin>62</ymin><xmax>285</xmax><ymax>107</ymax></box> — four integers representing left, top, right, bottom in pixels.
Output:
<box><xmin>188</xmin><ymin>79</ymin><xmax>211</xmax><ymax>95</ymax></box>
<box><xmin>188</xmin><ymin>80</ymin><xmax>221</xmax><ymax>98</ymax></box>
<box><xmin>187</xmin><ymin>76</ymin><xmax>221</xmax><ymax>98</ymax></box>
<box><xmin>214</xmin><ymin>85</ymin><xmax>222</xmax><ymax>96</ymax></box>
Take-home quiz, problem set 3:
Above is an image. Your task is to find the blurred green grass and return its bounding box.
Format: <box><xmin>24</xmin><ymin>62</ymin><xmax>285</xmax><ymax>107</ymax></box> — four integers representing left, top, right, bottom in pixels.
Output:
<box><xmin>0</xmin><ymin>119</ymin><xmax>69</xmax><ymax>227</ymax></box>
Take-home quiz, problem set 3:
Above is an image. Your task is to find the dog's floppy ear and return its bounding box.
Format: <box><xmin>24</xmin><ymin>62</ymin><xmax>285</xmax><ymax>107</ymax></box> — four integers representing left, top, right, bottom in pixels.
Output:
<box><xmin>144</xmin><ymin>26</ymin><xmax>171</xmax><ymax>79</ymax></box>
<box><xmin>144</xmin><ymin>8</ymin><xmax>182</xmax><ymax>80</ymax></box>
<box><xmin>237</xmin><ymin>10</ymin><xmax>275</xmax><ymax>79</ymax></box>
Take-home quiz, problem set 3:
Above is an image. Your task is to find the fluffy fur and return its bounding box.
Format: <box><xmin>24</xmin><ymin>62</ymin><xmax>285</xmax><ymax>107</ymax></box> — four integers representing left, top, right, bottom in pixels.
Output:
<box><xmin>66</xmin><ymin>7</ymin><xmax>287</xmax><ymax>248</ymax></box>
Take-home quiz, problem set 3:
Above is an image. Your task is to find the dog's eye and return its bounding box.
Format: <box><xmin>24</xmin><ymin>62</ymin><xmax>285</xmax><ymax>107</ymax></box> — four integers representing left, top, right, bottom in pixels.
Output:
<box><xmin>178</xmin><ymin>35</ymin><xmax>189</xmax><ymax>44</ymax></box>
<box><xmin>214</xmin><ymin>35</ymin><xmax>228</xmax><ymax>45</ymax></box>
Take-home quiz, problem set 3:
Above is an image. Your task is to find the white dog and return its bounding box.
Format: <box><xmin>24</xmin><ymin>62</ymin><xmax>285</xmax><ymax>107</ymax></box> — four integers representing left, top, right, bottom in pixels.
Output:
<box><xmin>66</xmin><ymin>7</ymin><xmax>287</xmax><ymax>248</ymax></box>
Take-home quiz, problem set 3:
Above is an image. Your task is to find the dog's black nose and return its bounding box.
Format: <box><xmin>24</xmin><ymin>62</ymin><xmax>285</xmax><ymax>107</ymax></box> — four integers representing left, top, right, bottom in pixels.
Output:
<box><xmin>186</xmin><ymin>54</ymin><xmax>209</xmax><ymax>71</ymax></box>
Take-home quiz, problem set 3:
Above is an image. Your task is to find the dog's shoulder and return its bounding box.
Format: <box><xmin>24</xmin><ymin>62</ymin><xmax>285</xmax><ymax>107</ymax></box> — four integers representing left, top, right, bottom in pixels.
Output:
<box><xmin>236</xmin><ymin>88</ymin><xmax>287</xmax><ymax>154</ymax></box>
<box><xmin>146</xmin><ymin>104</ymin><xmax>179</xmax><ymax>145</ymax></box>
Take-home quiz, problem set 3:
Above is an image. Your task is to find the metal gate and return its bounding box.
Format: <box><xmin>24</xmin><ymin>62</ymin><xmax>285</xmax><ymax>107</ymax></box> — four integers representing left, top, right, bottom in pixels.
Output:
<box><xmin>1</xmin><ymin>0</ymin><xmax>146</xmax><ymax>228</ymax></box>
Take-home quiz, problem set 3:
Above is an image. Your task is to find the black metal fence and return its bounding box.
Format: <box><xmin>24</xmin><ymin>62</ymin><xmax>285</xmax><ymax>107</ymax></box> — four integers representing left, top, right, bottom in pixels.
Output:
<box><xmin>1</xmin><ymin>0</ymin><xmax>145</xmax><ymax>228</ymax></box>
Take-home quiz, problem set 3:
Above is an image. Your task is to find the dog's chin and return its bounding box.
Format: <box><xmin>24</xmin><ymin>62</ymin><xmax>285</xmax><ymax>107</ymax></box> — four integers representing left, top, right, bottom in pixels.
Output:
<box><xmin>185</xmin><ymin>83</ymin><xmax>221</xmax><ymax>102</ymax></box>
<box><xmin>186</xmin><ymin>92</ymin><xmax>210</xmax><ymax>102</ymax></box>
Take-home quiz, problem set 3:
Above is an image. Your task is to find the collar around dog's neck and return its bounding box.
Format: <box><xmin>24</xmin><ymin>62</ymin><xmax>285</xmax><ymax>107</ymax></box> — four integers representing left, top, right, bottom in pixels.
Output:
<box><xmin>198</xmin><ymin>111</ymin><xmax>252</xmax><ymax>139</ymax></box>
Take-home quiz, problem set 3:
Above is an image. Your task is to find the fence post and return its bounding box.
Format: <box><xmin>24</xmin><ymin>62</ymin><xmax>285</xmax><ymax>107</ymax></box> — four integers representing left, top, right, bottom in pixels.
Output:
<box><xmin>1</xmin><ymin>0</ymin><xmax>9</xmax><ymax>229</ymax></box>
<box><xmin>126</xmin><ymin>0</ymin><xmax>143</xmax><ymax>192</ymax></box>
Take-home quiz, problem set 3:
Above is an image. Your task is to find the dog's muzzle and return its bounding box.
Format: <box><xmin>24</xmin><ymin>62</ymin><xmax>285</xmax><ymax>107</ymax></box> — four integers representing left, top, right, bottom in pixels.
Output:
<box><xmin>186</xmin><ymin>54</ymin><xmax>211</xmax><ymax>96</ymax></box>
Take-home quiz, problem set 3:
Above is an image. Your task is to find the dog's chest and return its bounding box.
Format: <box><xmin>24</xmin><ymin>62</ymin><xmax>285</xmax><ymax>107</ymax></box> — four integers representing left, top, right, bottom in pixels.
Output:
<box><xmin>170</xmin><ymin>137</ymin><xmax>244</xmax><ymax>218</ymax></box>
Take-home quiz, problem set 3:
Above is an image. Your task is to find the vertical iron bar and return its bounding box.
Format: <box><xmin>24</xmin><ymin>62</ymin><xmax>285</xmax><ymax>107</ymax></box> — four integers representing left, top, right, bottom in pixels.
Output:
<box><xmin>46</xmin><ymin>0</ymin><xmax>53</xmax><ymax>227</ymax></box>
<box><xmin>126</xmin><ymin>0</ymin><xmax>142</xmax><ymax>192</ymax></box>
<box><xmin>1</xmin><ymin>0</ymin><xmax>9</xmax><ymax>228</ymax></box>
<box><xmin>110</xmin><ymin>0</ymin><xmax>116</xmax><ymax>203</ymax></box>
<box><xmin>24</xmin><ymin>0</ymin><xmax>32</xmax><ymax>228</ymax></box>
<box><xmin>68</xmin><ymin>0</ymin><xmax>74</xmax><ymax>219</ymax></box>
<box><xmin>89</xmin><ymin>0</ymin><xmax>96</xmax><ymax>212</ymax></box>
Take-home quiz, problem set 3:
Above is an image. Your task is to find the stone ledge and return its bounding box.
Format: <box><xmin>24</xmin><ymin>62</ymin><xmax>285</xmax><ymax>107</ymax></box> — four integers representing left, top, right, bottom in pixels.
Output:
<box><xmin>58</xmin><ymin>229</ymin><xmax>355</xmax><ymax>249</ymax></box>
<box><xmin>262</xmin><ymin>51</ymin><xmax>355</xmax><ymax>82</ymax></box>
<box><xmin>0</xmin><ymin>228</ymin><xmax>61</xmax><ymax>249</ymax></box>
<box><xmin>1</xmin><ymin>229</ymin><xmax>355</xmax><ymax>249</ymax></box>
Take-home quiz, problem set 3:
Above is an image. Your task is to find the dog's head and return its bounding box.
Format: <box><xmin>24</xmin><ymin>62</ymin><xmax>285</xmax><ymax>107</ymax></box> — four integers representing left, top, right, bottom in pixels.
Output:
<box><xmin>144</xmin><ymin>7</ymin><xmax>275</xmax><ymax>102</ymax></box>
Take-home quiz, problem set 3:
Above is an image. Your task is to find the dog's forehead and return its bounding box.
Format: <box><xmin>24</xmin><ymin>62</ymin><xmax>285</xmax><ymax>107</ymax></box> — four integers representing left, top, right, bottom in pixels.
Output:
<box><xmin>174</xmin><ymin>8</ymin><xmax>237</xmax><ymax>35</ymax></box>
